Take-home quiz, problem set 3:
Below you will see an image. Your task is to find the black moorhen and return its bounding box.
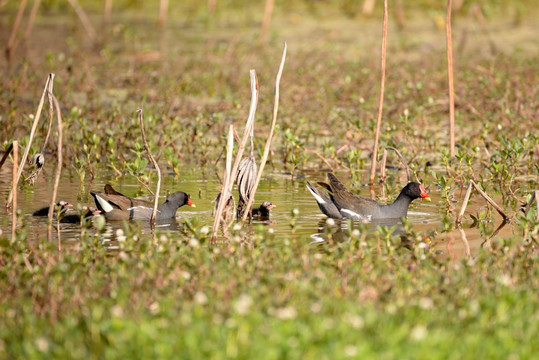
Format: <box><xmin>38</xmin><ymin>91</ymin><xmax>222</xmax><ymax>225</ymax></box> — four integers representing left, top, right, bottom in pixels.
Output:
<box><xmin>60</xmin><ymin>207</ymin><xmax>101</xmax><ymax>224</ymax></box>
<box><xmin>307</xmin><ymin>173</ymin><xmax>430</xmax><ymax>220</ymax></box>
<box><xmin>90</xmin><ymin>187</ymin><xmax>195</xmax><ymax>221</ymax></box>
<box><xmin>251</xmin><ymin>201</ymin><xmax>275</xmax><ymax>218</ymax></box>
<box><xmin>32</xmin><ymin>200</ymin><xmax>72</xmax><ymax>216</ymax></box>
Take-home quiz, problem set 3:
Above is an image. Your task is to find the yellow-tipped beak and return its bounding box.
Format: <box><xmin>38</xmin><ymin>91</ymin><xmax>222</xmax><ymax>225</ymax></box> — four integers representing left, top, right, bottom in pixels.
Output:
<box><xmin>423</xmin><ymin>195</ymin><xmax>431</xmax><ymax>202</ymax></box>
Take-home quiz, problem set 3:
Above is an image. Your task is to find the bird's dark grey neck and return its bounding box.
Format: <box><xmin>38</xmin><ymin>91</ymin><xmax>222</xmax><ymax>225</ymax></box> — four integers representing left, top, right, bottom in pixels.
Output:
<box><xmin>379</xmin><ymin>192</ymin><xmax>413</xmax><ymax>218</ymax></box>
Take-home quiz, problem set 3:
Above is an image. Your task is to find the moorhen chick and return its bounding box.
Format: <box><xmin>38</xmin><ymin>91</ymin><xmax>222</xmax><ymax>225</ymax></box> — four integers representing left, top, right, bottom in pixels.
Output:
<box><xmin>60</xmin><ymin>206</ymin><xmax>101</xmax><ymax>224</ymax></box>
<box><xmin>32</xmin><ymin>200</ymin><xmax>72</xmax><ymax>216</ymax></box>
<box><xmin>307</xmin><ymin>173</ymin><xmax>430</xmax><ymax>220</ymax></box>
<box><xmin>250</xmin><ymin>201</ymin><xmax>275</xmax><ymax>218</ymax></box>
<box><xmin>90</xmin><ymin>187</ymin><xmax>195</xmax><ymax>221</ymax></box>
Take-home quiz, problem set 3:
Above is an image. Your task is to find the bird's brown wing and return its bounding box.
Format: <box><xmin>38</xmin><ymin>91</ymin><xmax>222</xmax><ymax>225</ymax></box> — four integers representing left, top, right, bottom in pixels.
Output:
<box><xmin>327</xmin><ymin>173</ymin><xmax>380</xmax><ymax>215</ymax></box>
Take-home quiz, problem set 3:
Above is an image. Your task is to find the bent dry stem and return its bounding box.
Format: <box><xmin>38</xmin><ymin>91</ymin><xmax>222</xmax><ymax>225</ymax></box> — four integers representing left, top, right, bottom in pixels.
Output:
<box><xmin>138</xmin><ymin>108</ymin><xmax>161</xmax><ymax>228</ymax></box>
<box><xmin>242</xmin><ymin>42</ymin><xmax>287</xmax><ymax>223</ymax></box>
<box><xmin>456</xmin><ymin>180</ymin><xmax>510</xmax><ymax>225</ymax></box>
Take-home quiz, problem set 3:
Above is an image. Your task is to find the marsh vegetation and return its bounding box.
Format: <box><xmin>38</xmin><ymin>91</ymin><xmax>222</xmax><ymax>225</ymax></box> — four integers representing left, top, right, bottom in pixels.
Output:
<box><xmin>1</xmin><ymin>1</ymin><xmax>538</xmax><ymax>358</ymax></box>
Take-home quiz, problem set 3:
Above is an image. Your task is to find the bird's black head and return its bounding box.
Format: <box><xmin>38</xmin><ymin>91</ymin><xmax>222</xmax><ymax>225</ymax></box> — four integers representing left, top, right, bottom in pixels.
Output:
<box><xmin>167</xmin><ymin>191</ymin><xmax>196</xmax><ymax>208</ymax></box>
<box><xmin>403</xmin><ymin>182</ymin><xmax>431</xmax><ymax>201</ymax></box>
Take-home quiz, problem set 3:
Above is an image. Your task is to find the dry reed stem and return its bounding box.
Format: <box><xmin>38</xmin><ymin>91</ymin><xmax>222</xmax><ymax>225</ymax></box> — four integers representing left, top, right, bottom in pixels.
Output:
<box><xmin>46</xmin><ymin>92</ymin><xmax>63</xmax><ymax>248</ymax></box>
<box><xmin>67</xmin><ymin>0</ymin><xmax>97</xmax><ymax>42</ymax></box>
<box><xmin>456</xmin><ymin>180</ymin><xmax>510</xmax><ymax>225</ymax></box>
<box><xmin>362</xmin><ymin>0</ymin><xmax>375</xmax><ymax>15</ymax></box>
<box><xmin>446</xmin><ymin>0</ymin><xmax>456</xmax><ymax>157</ymax></box>
<box><xmin>11</xmin><ymin>141</ymin><xmax>18</xmax><ymax>241</ymax></box>
<box><xmin>306</xmin><ymin>149</ymin><xmax>333</xmax><ymax>171</ymax></box>
<box><xmin>207</xmin><ymin>0</ymin><xmax>216</xmax><ymax>13</ymax></box>
<box><xmin>211</xmin><ymin>125</ymin><xmax>235</xmax><ymax>243</ymax></box>
<box><xmin>6</xmin><ymin>73</ymin><xmax>54</xmax><ymax>208</ymax></box>
<box><xmin>261</xmin><ymin>0</ymin><xmax>275</xmax><ymax>43</ymax></box>
<box><xmin>137</xmin><ymin>109</ymin><xmax>161</xmax><ymax>227</ymax></box>
<box><xmin>379</xmin><ymin>148</ymin><xmax>388</xmax><ymax>182</ymax></box>
<box><xmin>23</xmin><ymin>0</ymin><xmax>41</xmax><ymax>41</ymax></box>
<box><xmin>522</xmin><ymin>190</ymin><xmax>539</xmax><ymax>221</ymax></box>
<box><xmin>0</xmin><ymin>143</ymin><xmax>13</xmax><ymax>171</ymax></box>
<box><xmin>104</xmin><ymin>0</ymin><xmax>112</xmax><ymax>28</ymax></box>
<box><xmin>241</xmin><ymin>42</ymin><xmax>287</xmax><ymax>222</ymax></box>
<box><xmin>457</xmin><ymin>225</ymin><xmax>471</xmax><ymax>257</ymax></box>
<box><xmin>385</xmin><ymin>146</ymin><xmax>413</xmax><ymax>182</ymax></box>
<box><xmin>5</xmin><ymin>0</ymin><xmax>27</xmax><ymax>60</ymax></box>
<box><xmin>43</xmin><ymin>76</ymin><xmax>55</xmax><ymax>151</ymax></box>
<box><xmin>212</xmin><ymin>71</ymin><xmax>259</xmax><ymax>239</ymax></box>
<box><xmin>368</xmin><ymin>0</ymin><xmax>388</xmax><ymax>185</ymax></box>
<box><xmin>158</xmin><ymin>0</ymin><xmax>169</xmax><ymax>27</ymax></box>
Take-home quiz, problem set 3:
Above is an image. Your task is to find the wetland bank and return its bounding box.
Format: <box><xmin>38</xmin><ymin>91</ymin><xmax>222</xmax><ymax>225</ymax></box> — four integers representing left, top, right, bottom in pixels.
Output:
<box><xmin>1</xmin><ymin>1</ymin><xmax>538</xmax><ymax>358</ymax></box>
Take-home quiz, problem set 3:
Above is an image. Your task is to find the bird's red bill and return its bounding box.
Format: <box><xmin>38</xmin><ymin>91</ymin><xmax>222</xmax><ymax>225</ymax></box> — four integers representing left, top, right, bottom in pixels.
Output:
<box><xmin>419</xmin><ymin>184</ymin><xmax>431</xmax><ymax>201</ymax></box>
<box><xmin>188</xmin><ymin>198</ymin><xmax>196</xmax><ymax>207</ymax></box>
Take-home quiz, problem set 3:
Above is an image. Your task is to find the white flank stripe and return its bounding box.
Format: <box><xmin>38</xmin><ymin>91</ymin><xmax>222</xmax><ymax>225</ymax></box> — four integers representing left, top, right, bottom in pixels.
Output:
<box><xmin>127</xmin><ymin>206</ymin><xmax>160</xmax><ymax>213</ymax></box>
<box><xmin>340</xmin><ymin>209</ymin><xmax>366</xmax><ymax>220</ymax></box>
<box><xmin>96</xmin><ymin>195</ymin><xmax>114</xmax><ymax>213</ymax></box>
<box><xmin>306</xmin><ymin>185</ymin><xmax>326</xmax><ymax>204</ymax></box>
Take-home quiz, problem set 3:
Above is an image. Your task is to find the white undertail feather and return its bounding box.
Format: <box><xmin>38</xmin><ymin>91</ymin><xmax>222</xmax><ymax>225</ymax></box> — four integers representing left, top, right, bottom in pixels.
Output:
<box><xmin>306</xmin><ymin>185</ymin><xmax>326</xmax><ymax>204</ymax></box>
<box><xmin>96</xmin><ymin>195</ymin><xmax>114</xmax><ymax>213</ymax></box>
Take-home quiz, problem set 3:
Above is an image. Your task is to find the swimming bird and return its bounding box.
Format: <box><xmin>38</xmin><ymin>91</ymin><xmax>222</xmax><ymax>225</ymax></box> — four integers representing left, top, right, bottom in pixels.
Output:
<box><xmin>307</xmin><ymin>173</ymin><xmax>430</xmax><ymax>220</ymax></box>
<box><xmin>90</xmin><ymin>187</ymin><xmax>195</xmax><ymax>221</ymax></box>
<box><xmin>251</xmin><ymin>201</ymin><xmax>275</xmax><ymax>218</ymax></box>
<box><xmin>32</xmin><ymin>200</ymin><xmax>72</xmax><ymax>217</ymax></box>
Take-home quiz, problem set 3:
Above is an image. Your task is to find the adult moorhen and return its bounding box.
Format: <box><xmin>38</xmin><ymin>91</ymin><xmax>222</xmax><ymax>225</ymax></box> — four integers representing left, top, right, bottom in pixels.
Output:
<box><xmin>32</xmin><ymin>200</ymin><xmax>72</xmax><ymax>216</ymax></box>
<box><xmin>90</xmin><ymin>186</ymin><xmax>195</xmax><ymax>221</ymax></box>
<box><xmin>251</xmin><ymin>201</ymin><xmax>275</xmax><ymax>218</ymax></box>
<box><xmin>307</xmin><ymin>173</ymin><xmax>430</xmax><ymax>220</ymax></box>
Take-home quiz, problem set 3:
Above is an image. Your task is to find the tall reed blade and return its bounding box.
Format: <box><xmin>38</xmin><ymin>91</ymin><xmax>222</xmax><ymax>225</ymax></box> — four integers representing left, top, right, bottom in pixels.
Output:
<box><xmin>6</xmin><ymin>73</ymin><xmax>54</xmax><ymax>208</ymax></box>
<box><xmin>368</xmin><ymin>0</ymin><xmax>388</xmax><ymax>186</ymax></box>
<box><xmin>446</xmin><ymin>0</ymin><xmax>456</xmax><ymax>157</ymax></box>
<box><xmin>11</xmin><ymin>141</ymin><xmax>18</xmax><ymax>241</ymax></box>
<box><xmin>241</xmin><ymin>42</ymin><xmax>287</xmax><ymax>222</ymax></box>
<box><xmin>138</xmin><ymin>108</ymin><xmax>161</xmax><ymax>228</ymax></box>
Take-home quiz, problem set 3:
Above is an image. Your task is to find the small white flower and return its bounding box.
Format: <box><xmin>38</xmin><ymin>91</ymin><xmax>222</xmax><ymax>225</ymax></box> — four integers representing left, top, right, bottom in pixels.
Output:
<box><xmin>404</xmin><ymin>108</ymin><xmax>409</xmax><ymax>116</ymax></box>
<box><xmin>344</xmin><ymin>345</ymin><xmax>358</xmax><ymax>357</ymax></box>
<box><xmin>275</xmin><ymin>306</ymin><xmax>297</xmax><ymax>320</ymax></box>
<box><xmin>268</xmin><ymin>228</ymin><xmax>274</xmax><ymax>234</ymax></box>
<box><xmin>419</xmin><ymin>297</ymin><xmax>433</xmax><ymax>310</ymax></box>
<box><xmin>189</xmin><ymin>238</ymin><xmax>200</xmax><ymax>247</ymax></box>
<box><xmin>292</xmin><ymin>208</ymin><xmax>299</xmax><ymax>215</ymax></box>
<box><xmin>194</xmin><ymin>292</ymin><xmax>208</xmax><ymax>305</ymax></box>
<box><xmin>233</xmin><ymin>223</ymin><xmax>242</xmax><ymax>231</ymax></box>
<box><xmin>497</xmin><ymin>124</ymin><xmax>502</xmax><ymax>130</ymax></box>
<box><xmin>200</xmin><ymin>226</ymin><xmax>209</xmax><ymax>234</ymax></box>
<box><xmin>326</xmin><ymin>218</ymin><xmax>335</xmax><ymax>227</ymax></box>
<box><xmin>234</xmin><ymin>294</ymin><xmax>253</xmax><ymax>315</ymax></box>
<box><xmin>346</xmin><ymin>314</ymin><xmax>364</xmax><ymax>329</ymax></box>
<box><xmin>410</xmin><ymin>325</ymin><xmax>428</xmax><ymax>341</ymax></box>
<box><xmin>111</xmin><ymin>305</ymin><xmax>123</xmax><ymax>317</ymax></box>
<box><xmin>351</xmin><ymin>229</ymin><xmax>360</xmax><ymax>237</ymax></box>
<box><xmin>35</xmin><ymin>337</ymin><xmax>49</xmax><ymax>352</ymax></box>
<box><xmin>149</xmin><ymin>302</ymin><xmax>160</xmax><ymax>314</ymax></box>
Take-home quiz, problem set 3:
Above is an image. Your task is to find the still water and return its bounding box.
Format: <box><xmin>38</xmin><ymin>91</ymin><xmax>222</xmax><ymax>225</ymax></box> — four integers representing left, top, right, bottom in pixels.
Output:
<box><xmin>0</xmin><ymin>165</ymin><xmax>515</xmax><ymax>258</ymax></box>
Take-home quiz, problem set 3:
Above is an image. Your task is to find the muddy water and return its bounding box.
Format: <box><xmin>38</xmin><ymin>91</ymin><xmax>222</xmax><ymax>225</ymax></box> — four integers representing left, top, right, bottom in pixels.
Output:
<box><xmin>0</xmin><ymin>165</ymin><xmax>515</xmax><ymax>258</ymax></box>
